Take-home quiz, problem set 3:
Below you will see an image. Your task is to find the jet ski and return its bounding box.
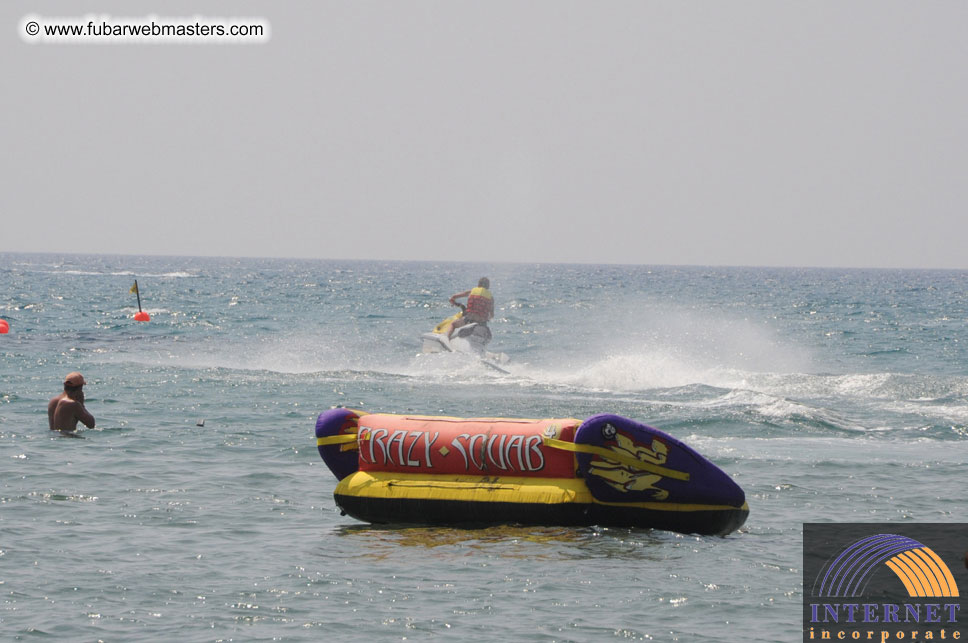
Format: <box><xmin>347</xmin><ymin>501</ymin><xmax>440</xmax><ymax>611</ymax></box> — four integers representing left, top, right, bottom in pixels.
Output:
<box><xmin>421</xmin><ymin>305</ymin><xmax>509</xmax><ymax>370</ymax></box>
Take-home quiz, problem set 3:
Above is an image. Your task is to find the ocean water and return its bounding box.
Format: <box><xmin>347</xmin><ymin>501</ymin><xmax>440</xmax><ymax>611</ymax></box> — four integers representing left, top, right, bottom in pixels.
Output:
<box><xmin>1</xmin><ymin>253</ymin><xmax>966</xmax><ymax>641</ymax></box>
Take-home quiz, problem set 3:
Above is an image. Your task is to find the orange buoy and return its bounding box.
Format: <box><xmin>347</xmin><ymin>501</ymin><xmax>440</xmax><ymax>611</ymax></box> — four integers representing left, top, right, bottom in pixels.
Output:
<box><xmin>0</xmin><ymin>319</ymin><xmax>8</xmax><ymax>334</ymax></box>
<box><xmin>130</xmin><ymin>280</ymin><xmax>149</xmax><ymax>321</ymax></box>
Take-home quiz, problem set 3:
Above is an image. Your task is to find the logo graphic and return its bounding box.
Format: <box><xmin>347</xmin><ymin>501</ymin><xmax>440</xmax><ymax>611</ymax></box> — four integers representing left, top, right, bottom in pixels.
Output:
<box><xmin>587</xmin><ymin>431</ymin><xmax>671</xmax><ymax>499</ymax></box>
<box><xmin>803</xmin><ymin>524</ymin><xmax>966</xmax><ymax>643</ymax></box>
<box><xmin>816</xmin><ymin>533</ymin><xmax>959</xmax><ymax>598</ymax></box>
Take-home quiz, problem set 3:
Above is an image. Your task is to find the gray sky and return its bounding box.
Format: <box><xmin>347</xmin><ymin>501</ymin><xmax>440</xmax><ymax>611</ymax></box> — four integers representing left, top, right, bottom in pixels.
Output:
<box><xmin>3</xmin><ymin>2</ymin><xmax>966</xmax><ymax>268</ymax></box>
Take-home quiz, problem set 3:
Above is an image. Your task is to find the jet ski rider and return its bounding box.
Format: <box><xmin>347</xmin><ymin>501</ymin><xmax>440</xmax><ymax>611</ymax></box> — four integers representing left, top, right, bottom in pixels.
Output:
<box><xmin>448</xmin><ymin>277</ymin><xmax>494</xmax><ymax>338</ymax></box>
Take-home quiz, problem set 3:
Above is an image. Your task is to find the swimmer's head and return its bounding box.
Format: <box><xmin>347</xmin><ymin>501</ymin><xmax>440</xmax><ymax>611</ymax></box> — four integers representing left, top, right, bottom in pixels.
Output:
<box><xmin>64</xmin><ymin>372</ymin><xmax>86</xmax><ymax>392</ymax></box>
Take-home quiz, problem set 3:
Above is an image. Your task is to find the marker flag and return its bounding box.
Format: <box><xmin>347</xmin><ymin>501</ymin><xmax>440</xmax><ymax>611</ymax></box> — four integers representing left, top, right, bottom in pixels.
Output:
<box><xmin>131</xmin><ymin>279</ymin><xmax>149</xmax><ymax>321</ymax></box>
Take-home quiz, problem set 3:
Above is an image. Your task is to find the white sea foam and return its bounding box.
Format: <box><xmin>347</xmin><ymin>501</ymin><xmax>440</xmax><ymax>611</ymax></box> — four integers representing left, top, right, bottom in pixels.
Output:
<box><xmin>122</xmin><ymin>307</ymin><xmax>170</xmax><ymax>315</ymax></box>
<box><xmin>111</xmin><ymin>271</ymin><xmax>197</xmax><ymax>278</ymax></box>
<box><xmin>521</xmin><ymin>351</ymin><xmax>720</xmax><ymax>391</ymax></box>
<box><xmin>35</xmin><ymin>269</ymin><xmax>196</xmax><ymax>278</ymax></box>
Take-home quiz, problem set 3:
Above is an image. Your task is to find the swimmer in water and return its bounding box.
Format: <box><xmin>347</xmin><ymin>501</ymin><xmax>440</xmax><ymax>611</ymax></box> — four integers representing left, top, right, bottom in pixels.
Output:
<box><xmin>48</xmin><ymin>372</ymin><xmax>96</xmax><ymax>433</ymax></box>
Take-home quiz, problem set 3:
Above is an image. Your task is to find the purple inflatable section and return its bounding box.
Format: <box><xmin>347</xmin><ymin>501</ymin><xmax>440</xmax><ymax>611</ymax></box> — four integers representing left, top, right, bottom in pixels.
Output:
<box><xmin>315</xmin><ymin>408</ymin><xmax>361</xmax><ymax>481</ymax></box>
<box><xmin>574</xmin><ymin>414</ymin><xmax>745</xmax><ymax>508</ymax></box>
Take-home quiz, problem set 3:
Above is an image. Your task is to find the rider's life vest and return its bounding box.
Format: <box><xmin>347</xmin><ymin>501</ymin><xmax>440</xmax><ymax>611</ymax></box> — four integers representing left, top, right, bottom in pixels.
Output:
<box><xmin>465</xmin><ymin>287</ymin><xmax>493</xmax><ymax>321</ymax></box>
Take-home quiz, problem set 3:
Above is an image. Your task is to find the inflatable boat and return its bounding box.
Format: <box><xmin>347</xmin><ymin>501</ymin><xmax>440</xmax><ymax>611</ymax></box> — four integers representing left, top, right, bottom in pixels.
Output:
<box><xmin>314</xmin><ymin>408</ymin><xmax>748</xmax><ymax>536</ymax></box>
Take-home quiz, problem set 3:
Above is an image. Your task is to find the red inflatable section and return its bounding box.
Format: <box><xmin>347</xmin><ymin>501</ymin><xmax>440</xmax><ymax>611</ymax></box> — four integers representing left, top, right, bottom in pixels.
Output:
<box><xmin>357</xmin><ymin>414</ymin><xmax>580</xmax><ymax>478</ymax></box>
